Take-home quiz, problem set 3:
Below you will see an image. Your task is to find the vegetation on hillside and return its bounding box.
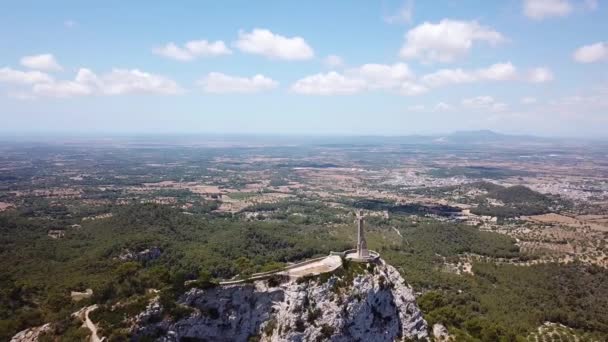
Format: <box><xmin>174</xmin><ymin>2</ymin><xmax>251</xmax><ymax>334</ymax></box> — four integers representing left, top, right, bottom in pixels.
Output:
<box><xmin>1</xmin><ymin>200</ymin><xmax>606</xmax><ymax>341</ymax></box>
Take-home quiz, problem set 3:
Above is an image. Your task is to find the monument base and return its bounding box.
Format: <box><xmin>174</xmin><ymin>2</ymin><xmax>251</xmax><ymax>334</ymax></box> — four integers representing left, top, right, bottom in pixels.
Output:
<box><xmin>343</xmin><ymin>249</ymin><xmax>381</xmax><ymax>263</ymax></box>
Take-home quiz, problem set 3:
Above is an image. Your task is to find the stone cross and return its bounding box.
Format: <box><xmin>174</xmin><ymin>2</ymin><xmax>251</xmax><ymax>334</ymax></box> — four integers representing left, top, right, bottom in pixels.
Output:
<box><xmin>356</xmin><ymin>210</ymin><xmax>370</xmax><ymax>258</ymax></box>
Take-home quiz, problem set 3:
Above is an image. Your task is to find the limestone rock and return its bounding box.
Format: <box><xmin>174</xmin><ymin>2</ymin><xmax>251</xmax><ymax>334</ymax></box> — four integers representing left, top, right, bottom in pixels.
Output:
<box><xmin>133</xmin><ymin>259</ymin><xmax>428</xmax><ymax>341</ymax></box>
<box><xmin>432</xmin><ymin>323</ymin><xmax>450</xmax><ymax>342</ymax></box>
<box><xmin>10</xmin><ymin>323</ymin><xmax>52</xmax><ymax>342</ymax></box>
<box><xmin>117</xmin><ymin>246</ymin><xmax>162</xmax><ymax>262</ymax></box>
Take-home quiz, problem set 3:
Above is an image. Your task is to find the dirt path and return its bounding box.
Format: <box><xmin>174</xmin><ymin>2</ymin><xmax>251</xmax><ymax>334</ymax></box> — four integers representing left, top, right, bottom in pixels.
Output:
<box><xmin>84</xmin><ymin>305</ymin><xmax>102</xmax><ymax>342</ymax></box>
<box><xmin>392</xmin><ymin>227</ymin><xmax>402</xmax><ymax>238</ymax></box>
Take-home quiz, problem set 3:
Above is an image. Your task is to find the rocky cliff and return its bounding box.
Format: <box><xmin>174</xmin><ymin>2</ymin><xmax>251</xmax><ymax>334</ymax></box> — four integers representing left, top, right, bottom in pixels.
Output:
<box><xmin>134</xmin><ymin>259</ymin><xmax>428</xmax><ymax>341</ymax></box>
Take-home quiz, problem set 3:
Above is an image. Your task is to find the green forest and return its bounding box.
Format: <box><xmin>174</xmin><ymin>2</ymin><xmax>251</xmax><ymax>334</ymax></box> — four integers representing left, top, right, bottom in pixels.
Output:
<box><xmin>1</xmin><ymin>201</ymin><xmax>607</xmax><ymax>341</ymax></box>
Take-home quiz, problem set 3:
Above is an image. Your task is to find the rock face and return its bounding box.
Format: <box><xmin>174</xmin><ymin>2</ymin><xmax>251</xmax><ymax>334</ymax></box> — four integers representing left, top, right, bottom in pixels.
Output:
<box><xmin>134</xmin><ymin>259</ymin><xmax>428</xmax><ymax>341</ymax></box>
<box><xmin>432</xmin><ymin>323</ymin><xmax>451</xmax><ymax>342</ymax></box>
<box><xmin>10</xmin><ymin>323</ymin><xmax>52</xmax><ymax>342</ymax></box>
<box><xmin>117</xmin><ymin>246</ymin><xmax>162</xmax><ymax>262</ymax></box>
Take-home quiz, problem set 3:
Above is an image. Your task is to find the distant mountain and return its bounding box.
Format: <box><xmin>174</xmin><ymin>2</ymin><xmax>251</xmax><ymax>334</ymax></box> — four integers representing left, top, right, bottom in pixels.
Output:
<box><xmin>450</xmin><ymin>130</ymin><xmax>506</xmax><ymax>139</ymax></box>
<box><xmin>307</xmin><ymin>130</ymin><xmax>551</xmax><ymax>147</ymax></box>
<box><xmin>435</xmin><ymin>130</ymin><xmax>548</xmax><ymax>144</ymax></box>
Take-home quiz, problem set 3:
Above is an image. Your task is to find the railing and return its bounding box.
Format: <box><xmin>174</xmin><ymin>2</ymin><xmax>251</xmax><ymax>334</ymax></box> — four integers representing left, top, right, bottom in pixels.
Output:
<box><xmin>218</xmin><ymin>255</ymin><xmax>331</xmax><ymax>285</ymax></box>
<box><xmin>216</xmin><ymin>250</ymin><xmax>380</xmax><ymax>285</ymax></box>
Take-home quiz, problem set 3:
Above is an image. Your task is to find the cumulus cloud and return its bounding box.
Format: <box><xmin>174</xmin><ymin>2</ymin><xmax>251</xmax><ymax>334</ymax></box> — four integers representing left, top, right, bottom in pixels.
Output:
<box><xmin>99</xmin><ymin>69</ymin><xmax>183</xmax><ymax>95</ymax></box>
<box><xmin>434</xmin><ymin>102</ymin><xmax>452</xmax><ymax>111</ymax></box>
<box><xmin>291</xmin><ymin>72</ymin><xmax>366</xmax><ymax>95</ymax></box>
<box><xmin>407</xmin><ymin>102</ymin><xmax>453</xmax><ymax>112</ymax></box>
<box><xmin>421</xmin><ymin>62</ymin><xmax>552</xmax><ymax>87</ymax></box>
<box><xmin>462</xmin><ymin>96</ymin><xmax>508</xmax><ymax>112</ymax></box>
<box><xmin>476</xmin><ymin>62</ymin><xmax>518</xmax><ymax>81</ymax></box>
<box><xmin>400</xmin><ymin>82</ymin><xmax>428</xmax><ymax>96</ymax></box>
<box><xmin>33</xmin><ymin>79</ymin><xmax>93</xmax><ymax>98</ymax></box>
<box><xmin>409</xmin><ymin>98</ymin><xmax>510</xmax><ymax>113</ymax></box>
<box><xmin>324</xmin><ymin>55</ymin><xmax>344</xmax><ymax>68</ymax></box>
<box><xmin>421</xmin><ymin>68</ymin><xmax>477</xmax><ymax>87</ymax></box>
<box><xmin>154</xmin><ymin>40</ymin><xmax>232</xmax><ymax>61</ymax></box>
<box><xmin>234</xmin><ymin>28</ymin><xmax>314</xmax><ymax>60</ymax></box>
<box><xmin>521</xmin><ymin>97</ymin><xmax>538</xmax><ymax>104</ymax></box>
<box><xmin>523</xmin><ymin>0</ymin><xmax>572</xmax><ymax>20</ymax></box>
<box><xmin>198</xmin><ymin>72</ymin><xmax>278</xmax><ymax>94</ymax></box>
<box><xmin>291</xmin><ymin>62</ymin><xmax>426</xmax><ymax>95</ymax></box>
<box><xmin>20</xmin><ymin>54</ymin><xmax>63</xmax><ymax>71</ymax></box>
<box><xmin>292</xmin><ymin>60</ymin><xmax>551</xmax><ymax>97</ymax></box>
<box><xmin>0</xmin><ymin>67</ymin><xmax>53</xmax><ymax>84</ymax></box>
<box><xmin>1</xmin><ymin>67</ymin><xmax>182</xmax><ymax>98</ymax></box>
<box><xmin>527</xmin><ymin>67</ymin><xmax>554</xmax><ymax>83</ymax></box>
<box><xmin>573</xmin><ymin>42</ymin><xmax>608</xmax><ymax>63</ymax></box>
<box><xmin>348</xmin><ymin>63</ymin><xmax>415</xmax><ymax>89</ymax></box>
<box><xmin>399</xmin><ymin>19</ymin><xmax>503</xmax><ymax>63</ymax></box>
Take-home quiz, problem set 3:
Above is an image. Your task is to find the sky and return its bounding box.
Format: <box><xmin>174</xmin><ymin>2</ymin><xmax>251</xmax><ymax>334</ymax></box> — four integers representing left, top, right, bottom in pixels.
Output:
<box><xmin>0</xmin><ymin>0</ymin><xmax>607</xmax><ymax>137</ymax></box>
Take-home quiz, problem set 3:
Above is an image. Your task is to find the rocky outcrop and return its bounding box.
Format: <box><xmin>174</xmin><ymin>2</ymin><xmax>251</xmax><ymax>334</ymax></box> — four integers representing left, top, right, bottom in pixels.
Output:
<box><xmin>10</xmin><ymin>323</ymin><xmax>52</xmax><ymax>342</ymax></box>
<box><xmin>133</xmin><ymin>259</ymin><xmax>428</xmax><ymax>341</ymax></box>
<box><xmin>117</xmin><ymin>246</ymin><xmax>162</xmax><ymax>262</ymax></box>
<box><xmin>432</xmin><ymin>323</ymin><xmax>451</xmax><ymax>342</ymax></box>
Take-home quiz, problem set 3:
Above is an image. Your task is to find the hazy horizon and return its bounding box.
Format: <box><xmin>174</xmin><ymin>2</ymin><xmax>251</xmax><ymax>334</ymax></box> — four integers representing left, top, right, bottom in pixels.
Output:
<box><xmin>1</xmin><ymin>129</ymin><xmax>607</xmax><ymax>144</ymax></box>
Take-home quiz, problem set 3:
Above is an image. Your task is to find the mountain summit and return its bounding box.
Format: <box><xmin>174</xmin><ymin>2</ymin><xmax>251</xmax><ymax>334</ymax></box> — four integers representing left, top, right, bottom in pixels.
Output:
<box><xmin>133</xmin><ymin>259</ymin><xmax>428</xmax><ymax>342</ymax></box>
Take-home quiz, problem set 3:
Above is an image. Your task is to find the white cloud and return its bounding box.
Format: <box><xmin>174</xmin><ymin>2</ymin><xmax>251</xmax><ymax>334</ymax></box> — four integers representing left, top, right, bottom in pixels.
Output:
<box><xmin>2</xmin><ymin>67</ymin><xmax>182</xmax><ymax>98</ymax></box>
<box><xmin>33</xmin><ymin>80</ymin><xmax>93</xmax><ymax>98</ymax></box>
<box><xmin>234</xmin><ymin>28</ymin><xmax>314</xmax><ymax>60</ymax></box>
<box><xmin>291</xmin><ymin>72</ymin><xmax>366</xmax><ymax>95</ymax></box>
<box><xmin>292</xmin><ymin>62</ymin><xmax>425</xmax><ymax>96</ymax></box>
<box><xmin>384</xmin><ymin>0</ymin><xmax>414</xmax><ymax>24</ymax></box>
<box><xmin>399</xmin><ymin>19</ymin><xmax>503</xmax><ymax>63</ymax></box>
<box><xmin>400</xmin><ymin>82</ymin><xmax>428</xmax><ymax>96</ymax></box>
<box><xmin>573</xmin><ymin>42</ymin><xmax>608</xmax><ymax>63</ymax></box>
<box><xmin>408</xmin><ymin>97</ymin><xmax>512</xmax><ymax>114</ymax></box>
<box><xmin>20</xmin><ymin>54</ymin><xmax>63</xmax><ymax>71</ymax></box>
<box><xmin>100</xmin><ymin>69</ymin><xmax>183</xmax><ymax>95</ymax></box>
<box><xmin>476</xmin><ymin>62</ymin><xmax>518</xmax><ymax>81</ymax></box>
<box><xmin>523</xmin><ymin>0</ymin><xmax>572</xmax><ymax>20</ymax></box>
<box><xmin>292</xmin><ymin>61</ymin><xmax>542</xmax><ymax>96</ymax></box>
<box><xmin>527</xmin><ymin>67</ymin><xmax>554</xmax><ymax>83</ymax></box>
<box><xmin>406</xmin><ymin>102</ymin><xmax>453</xmax><ymax>112</ymax></box>
<box><xmin>198</xmin><ymin>72</ymin><xmax>278</xmax><ymax>94</ymax></box>
<box><xmin>421</xmin><ymin>62</ymin><xmax>551</xmax><ymax>87</ymax></box>
<box><xmin>521</xmin><ymin>96</ymin><xmax>538</xmax><ymax>104</ymax></box>
<box><xmin>462</xmin><ymin>96</ymin><xmax>495</xmax><ymax>107</ymax></box>
<box><xmin>421</xmin><ymin>68</ymin><xmax>476</xmax><ymax>87</ymax></box>
<box><xmin>154</xmin><ymin>40</ymin><xmax>232</xmax><ymax>61</ymax></box>
<box><xmin>0</xmin><ymin>67</ymin><xmax>53</xmax><ymax>84</ymax></box>
<box><xmin>348</xmin><ymin>63</ymin><xmax>415</xmax><ymax>89</ymax></box>
<box><xmin>462</xmin><ymin>96</ymin><xmax>508</xmax><ymax>112</ymax></box>
<box><xmin>434</xmin><ymin>102</ymin><xmax>452</xmax><ymax>111</ymax></box>
<box><xmin>324</xmin><ymin>55</ymin><xmax>344</xmax><ymax>68</ymax></box>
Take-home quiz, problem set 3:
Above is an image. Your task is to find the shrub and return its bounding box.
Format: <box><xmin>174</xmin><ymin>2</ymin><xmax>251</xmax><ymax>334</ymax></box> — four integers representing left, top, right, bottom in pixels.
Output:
<box><xmin>320</xmin><ymin>324</ymin><xmax>335</xmax><ymax>338</ymax></box>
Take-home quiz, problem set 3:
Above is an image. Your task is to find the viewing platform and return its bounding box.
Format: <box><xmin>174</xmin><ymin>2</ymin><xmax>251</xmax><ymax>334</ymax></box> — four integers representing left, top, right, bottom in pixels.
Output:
<box><xmin>218</xmin><ymin>210</ymin><xmax>380</xmax><ymax>285</ymax></box>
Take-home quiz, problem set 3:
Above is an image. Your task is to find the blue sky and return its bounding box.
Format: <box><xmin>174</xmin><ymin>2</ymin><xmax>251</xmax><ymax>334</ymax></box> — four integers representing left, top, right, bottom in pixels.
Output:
<box><xmin>0</xmin><ymin>0</ymin><xmax>607</xmax><ymax>137</ymax></box>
